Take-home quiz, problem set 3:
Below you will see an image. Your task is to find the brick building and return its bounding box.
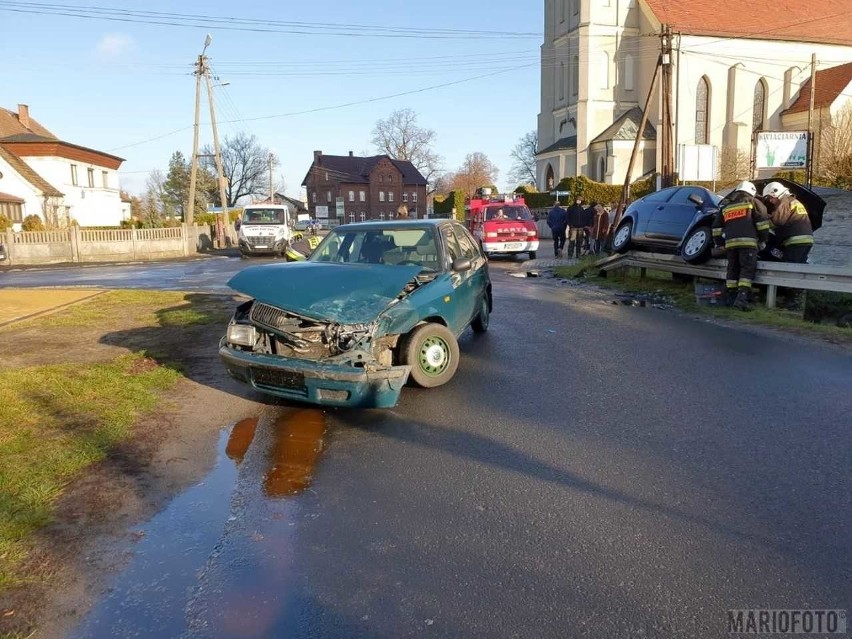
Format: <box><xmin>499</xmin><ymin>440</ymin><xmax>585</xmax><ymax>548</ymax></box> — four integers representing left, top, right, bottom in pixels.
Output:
<box><xmin>301</xmin><ymin>151</ymin><xmax>428</xmax><ymax>223</ymax></box>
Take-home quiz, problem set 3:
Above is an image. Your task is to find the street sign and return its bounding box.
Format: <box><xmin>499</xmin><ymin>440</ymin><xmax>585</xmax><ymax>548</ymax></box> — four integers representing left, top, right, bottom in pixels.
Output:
<box><xmin>335</xmin><ymin>197</ymin><xmax>345</xmax><ymax>217</ymax></box>
<box><xmin>678</xmin><ymin>144</ymin><xmax>718</xmax><ymax>181</ymax></box>
<box><xmin>756</xmin><ymin>131</ymin><xmax>809</xmax><ymax>169</ymax></box>
<box><xmin>315</xmin><ymin>205</ymin><xmax>329</xmax><ymax>219</ymax></box>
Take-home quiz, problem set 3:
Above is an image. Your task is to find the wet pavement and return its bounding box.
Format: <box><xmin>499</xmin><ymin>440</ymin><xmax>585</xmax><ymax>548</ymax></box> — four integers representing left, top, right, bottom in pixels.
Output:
<box><xmin>24</xmin><ymin>260</ymin><xmax>852</xmax><ymax>638</ymax></box>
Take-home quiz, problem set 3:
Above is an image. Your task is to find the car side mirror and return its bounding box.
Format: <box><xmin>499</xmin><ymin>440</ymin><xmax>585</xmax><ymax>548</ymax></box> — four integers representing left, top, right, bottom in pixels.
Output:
<box><xmin>452</xmin><ymin>257</ymin><xmax>472</xmax><ymax>272</ymax></box>
<box><xmin>234</xmin><ymin>219</ymin><xmax>241</xmax><ymax>230</ymax></box>
<box><xmin>688</xmin><ymin>194</ymin><xmax>704</xmax><ymax>207</ymax></box>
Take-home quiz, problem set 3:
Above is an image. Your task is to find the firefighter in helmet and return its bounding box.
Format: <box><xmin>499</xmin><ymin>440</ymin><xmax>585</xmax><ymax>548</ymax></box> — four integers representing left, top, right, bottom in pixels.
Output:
<box><xmin>761</xmin><ymin>181</ymin><xmax>814</xmax><ymax>310</ymax></box>
<box><xmin>712</xmin><ymin>181</ymin><xmax>771</xmax><ymax>310</ymax></box>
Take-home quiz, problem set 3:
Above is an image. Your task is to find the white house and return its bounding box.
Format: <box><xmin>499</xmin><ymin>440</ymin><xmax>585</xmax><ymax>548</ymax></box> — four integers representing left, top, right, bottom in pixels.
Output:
<box><xmin>536</xmin><ymin>0</ymin><xmax>852</xmax><ymax>189</ymax></box>
<box><xmin>0</xmin><ymin>105</ymin><xmax>127</xmax><ymax>227</ymax></box>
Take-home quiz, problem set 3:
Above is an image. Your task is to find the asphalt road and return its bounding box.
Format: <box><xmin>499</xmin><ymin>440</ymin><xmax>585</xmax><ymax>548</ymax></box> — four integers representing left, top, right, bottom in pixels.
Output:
<box><xmin>10</xmin><ymin>258</ymin><xmax>850</xmax><ymax>638</ymax></box>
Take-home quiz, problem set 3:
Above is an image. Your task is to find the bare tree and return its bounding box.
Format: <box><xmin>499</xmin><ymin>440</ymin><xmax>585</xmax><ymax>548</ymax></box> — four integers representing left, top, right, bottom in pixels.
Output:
<box><xmin>718</xmin><ymin>146</ymin><xmax>750</xmax><ymax>184</ymax></box>
<box><xmin>371</xmin><ymin>108</ymin><xmax>443</xmax><ymax>193</ymax></box>
<box><xmin>818</xmin><ymin>103</ymin><xmax>852</xmax><ymax>187</ymax></box>
<box><xmin>448</xmin><ymin>152</ymin><xmax>499</xmax><ymax>198</ymax></box>
<box><xmin>201</xmin><ymin>133</ymin><xmax>278</xmax><ymax>207</ymax></box>
<box><xmin>508</xmin><ymin>130</ymin><xmax>538</xmax><ymax>186</ymax></box>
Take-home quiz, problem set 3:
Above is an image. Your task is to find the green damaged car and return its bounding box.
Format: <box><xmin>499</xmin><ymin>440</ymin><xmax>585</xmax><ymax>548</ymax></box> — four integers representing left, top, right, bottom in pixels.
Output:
<box><xmin>220</xmin><ymin>219</ymin><xmax>492</xmax><ymax>408</ymax></box>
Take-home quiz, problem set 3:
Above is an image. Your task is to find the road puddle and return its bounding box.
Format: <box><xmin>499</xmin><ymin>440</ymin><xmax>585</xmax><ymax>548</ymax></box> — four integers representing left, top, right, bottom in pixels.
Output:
<box><xmin>263</xmin><ymin>409</ymin><xmax>326</xmax><ymax>498</ymax></box>
<box><xmin>225</xmin><ymin>417</ymin><xmax>259</xmax><ymax>463</ymax></box>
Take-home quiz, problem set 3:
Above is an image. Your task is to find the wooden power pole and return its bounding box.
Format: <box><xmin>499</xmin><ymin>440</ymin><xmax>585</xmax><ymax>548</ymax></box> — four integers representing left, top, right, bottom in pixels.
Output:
<box><xmin>660</xmin><ymin>25</ymin><xmax>675</xmax><ymax>188</ymax></box>
<box><xmin>186</xmin><ymin>48</ymin><xmax>205</xmax><ymax>226</ymax></box>
<box><xmin>612</xmin><ymin>56</ymin><xmax>662</xmax><ymax>229</ymax></box>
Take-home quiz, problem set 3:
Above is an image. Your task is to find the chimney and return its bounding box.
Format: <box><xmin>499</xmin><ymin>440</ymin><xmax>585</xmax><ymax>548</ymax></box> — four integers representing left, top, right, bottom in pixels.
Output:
<box><xmin>313</xmin><ymin>150</ymin><xmax>322</xmax><ymax>163</ymax></box>
<box><xmin>18</xmin><ymin>104</ymin><xmax>30</xmax><ymax>129</ymax></box>
<box><xmin>349</xmin><ymin>150</ymin><xmax>354</xmax><ymax>157</ymax></box>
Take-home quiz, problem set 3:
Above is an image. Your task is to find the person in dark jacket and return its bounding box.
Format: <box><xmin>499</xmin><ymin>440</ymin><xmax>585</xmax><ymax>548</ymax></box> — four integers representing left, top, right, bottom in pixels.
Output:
<box><xmin>566</xmin><ymin>197</ymin><xmax>585</xmax><ymax>258</ymax></box>
<box><xmin>712</xmin><ymin>180</ymin><xmax>771</xmax><ymax>310</ymax></box>
<box><xmin>546</xmin><ymin>200</ymin><xmax>567</xmax><ymax>257</ymax></box>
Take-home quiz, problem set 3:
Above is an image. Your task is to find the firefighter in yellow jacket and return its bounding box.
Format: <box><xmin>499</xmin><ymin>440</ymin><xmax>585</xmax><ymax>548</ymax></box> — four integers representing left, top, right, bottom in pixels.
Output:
<box><xmin>712</xmin><ymin>181</ymin><xmax>771</xmax><ymax>310</ymax></box>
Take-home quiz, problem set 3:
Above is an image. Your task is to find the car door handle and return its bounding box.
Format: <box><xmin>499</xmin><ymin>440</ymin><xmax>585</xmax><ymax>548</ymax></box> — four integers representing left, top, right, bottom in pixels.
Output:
<box><xmin>656</xmin><ymin>206</ymin><xmax>665</xmax><ymax>210</ymax></box>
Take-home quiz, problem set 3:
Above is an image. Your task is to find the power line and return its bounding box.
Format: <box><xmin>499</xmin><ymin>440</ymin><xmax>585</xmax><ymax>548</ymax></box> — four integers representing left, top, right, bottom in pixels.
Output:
<box><xmin>0</xmin><ymin>1</ymin><xmax>540</xmax><ymax>39</ymax></box>
<box><xmin>104</xmin><ymin>61</ymin><xmax>537</xmax><ymax>151</ymax></box>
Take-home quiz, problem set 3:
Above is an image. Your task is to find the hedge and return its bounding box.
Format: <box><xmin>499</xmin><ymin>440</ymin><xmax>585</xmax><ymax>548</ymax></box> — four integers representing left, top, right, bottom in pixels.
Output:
<box><xmin>433</xmin><ymin>191</ymin><xmax>466</xmax><ymax>221</ymax></box>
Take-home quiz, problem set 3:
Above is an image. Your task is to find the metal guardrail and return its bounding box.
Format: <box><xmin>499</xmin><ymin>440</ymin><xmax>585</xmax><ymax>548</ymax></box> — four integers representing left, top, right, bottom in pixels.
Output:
<box><xmin>596</xmin><ymin>251</ymin><xmax>852</xmax><ymax>308</ymax></box>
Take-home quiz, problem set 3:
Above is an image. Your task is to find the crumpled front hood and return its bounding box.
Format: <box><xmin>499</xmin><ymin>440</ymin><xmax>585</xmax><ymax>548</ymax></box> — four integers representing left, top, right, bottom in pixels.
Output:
<box><xmin>228</xmin><ymin>262</ymin><xmax>424</xmax><ymax>325</ymax></box>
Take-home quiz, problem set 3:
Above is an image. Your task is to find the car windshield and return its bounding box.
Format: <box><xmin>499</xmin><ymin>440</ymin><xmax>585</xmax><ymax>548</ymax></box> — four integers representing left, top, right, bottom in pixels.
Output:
<box><xmin>484</xmin><ymin>205</ymin><xmax>532</xmax><ymax>221</ymax></box>
<box><xmin>310</xmin><ymin>227</ymin><xmax>441</xmax><ymax>271</ymax></box>
<box><xmin>241</xmin><ymin>209</ymin><xmax>287</xmax><ymax>225</ymax></box>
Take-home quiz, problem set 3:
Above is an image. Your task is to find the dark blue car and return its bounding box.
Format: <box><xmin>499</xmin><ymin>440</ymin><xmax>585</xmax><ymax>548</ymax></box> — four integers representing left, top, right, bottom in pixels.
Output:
<box><xmin>611</xmin><ymin>186</ymin><xmax>722</xmax><ymax>261</ymax></box>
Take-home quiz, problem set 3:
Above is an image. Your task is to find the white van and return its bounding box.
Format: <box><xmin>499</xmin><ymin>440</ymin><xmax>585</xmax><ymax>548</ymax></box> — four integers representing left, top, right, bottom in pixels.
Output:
<box><xmin>235</xmin><ymin>204</ymin><xmax>292</xmax><ymax>258</ymax></box>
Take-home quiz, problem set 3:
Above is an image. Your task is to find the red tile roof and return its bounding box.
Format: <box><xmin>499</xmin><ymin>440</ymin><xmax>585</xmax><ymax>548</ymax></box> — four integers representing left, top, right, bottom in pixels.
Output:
<box><xmin>0</xmin><ymin>192</ymin><xmax>25</xmax><ymax>204</ymax></box>
<box><xmin>642</xmin><ymin>0</ymin><xmax>852</xmax><ymax>46</ymax></box>
<box><xmin>784</xmin><ymin>62</ymin><xmax>852</xmax><ymax>114</ymax></box>
<box><xmin>0</xmin><ymin>107</ymin><xmax>57</xmax><ymax>140</ymax></box>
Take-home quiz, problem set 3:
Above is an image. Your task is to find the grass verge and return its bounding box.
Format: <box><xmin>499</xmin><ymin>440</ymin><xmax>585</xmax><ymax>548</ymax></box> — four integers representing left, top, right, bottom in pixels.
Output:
<box><xmin>554</xmin><ymin>257</ymin><xmax>852</xmax><ymax>341</ymax></box>
<box><xmin>0</xmin><ymin>354</ymin><xmax>180</xmax><ymax>590</ymax></box>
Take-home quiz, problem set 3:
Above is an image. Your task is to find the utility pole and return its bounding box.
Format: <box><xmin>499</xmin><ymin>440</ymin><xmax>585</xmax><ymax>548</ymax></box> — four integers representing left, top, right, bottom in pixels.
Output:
<box><xmin>613</xmin><ymin>56</ymin><xmax>662</xmax><ymax>230</ymax></box>
<box><xmin>186</xmin><ymin>37</ymin><xmax>210</xmax><ymax>226</ymax></box>
<box><xmin>268</xmin><ymin>153</ymin><xmax>274</xmax><ymax>204</ymax></box>
<box><xmin>660</xmin><ymin>24</ymin><xmax>675</xmax><ymax>188</ymax></box>
<box><xmin>203</xmin><ymin>58</ymin><xmax>230</xmax><ymax>248</ymax></box>
<box><xmin>806</xmin><ymin>53</ymin><xmax>817</xmax><ymax>189</ymax></box>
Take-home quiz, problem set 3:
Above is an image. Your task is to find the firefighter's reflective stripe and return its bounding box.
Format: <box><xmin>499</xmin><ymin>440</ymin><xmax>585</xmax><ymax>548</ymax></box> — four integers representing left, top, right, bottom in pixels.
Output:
<box><xmin>738</xmin><ymin>278</ymin><xmax>753</xmax><ymax>288</ymax></box>
<box><xmin>725</xmin><ymin>237</ymin><xmax>759</xmax><ymax>249</ymax></box>
<box><xmin>782</xmin><ymin>234</ymin><xmax>815</xmax><ymax>247</ymax></box>
<box><xmin>792</xmin><ymin>201</ymin><xmax>808</xmax><ymax>216</ymax></box>
<box><xmin>307</xmin><ymin>236</ymin><xmax>321</xmax><ymax>250</ymax></box>
<box><xmin>755</xmin><ymin>220</ymin><xmax>771</xmax><ymax>231</ymax></box>
<box><xmin>712</xmin><ymin>227</ymin><xmax>724</xmax><ymax>237</ymax></box>
<box><xmin>726</xmin><ymin>280</ymin><xmax>738</xmax><ymax>289</ymax></box>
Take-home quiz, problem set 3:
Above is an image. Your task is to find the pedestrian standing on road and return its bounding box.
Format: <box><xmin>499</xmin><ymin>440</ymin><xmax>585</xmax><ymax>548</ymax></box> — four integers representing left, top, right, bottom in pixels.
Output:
<box><xmin>566</xmin><ymin>197</ymin><xmax>585</xmax><ymax>258</ymax></box>
<box><xmin>712</xmin><ymin>181</ymin><xmax>771</xmax><ymax>311</ymax></box>
<box><xmin>591</xmin><ymin>203</ymin><xmax>609</xmax><ymax>256</ymax></box>
<box><xmin>761</xmin><ymin>181</ymin><xmax>814</xmax><ymax>310</ymax></box>
<box><xmin>546</xmin><ymin>199</ymin><xmax>567</xmax><ymax>257</ymax></box>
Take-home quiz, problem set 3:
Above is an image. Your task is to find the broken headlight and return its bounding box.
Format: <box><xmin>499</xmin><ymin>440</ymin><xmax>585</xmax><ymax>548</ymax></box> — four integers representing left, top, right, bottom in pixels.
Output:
<box><xmin>227</xmin><ymin>324</ymin><xmax>257</xmax><ymax>347</ymax></box>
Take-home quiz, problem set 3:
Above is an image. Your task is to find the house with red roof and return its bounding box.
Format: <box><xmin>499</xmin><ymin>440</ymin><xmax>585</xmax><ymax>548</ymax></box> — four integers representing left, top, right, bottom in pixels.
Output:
<box><xmin>0</xmin><ymin>104</ymin><xmax>129</xmax><ymax>228</ymax></box>
<box><xmin>301</xmin><ymin>150</ymin><xmax>428</xmax><ymax>223</ymax></box>
<box><xmin>536</xmin><ymin>0</ymin><xmax>852</xmax><ymax>188</ymax></box>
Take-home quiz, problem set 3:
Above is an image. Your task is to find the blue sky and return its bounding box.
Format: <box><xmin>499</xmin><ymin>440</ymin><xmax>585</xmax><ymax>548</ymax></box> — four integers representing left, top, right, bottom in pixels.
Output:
<box><xmin>1</xmin><ymin>0</ymin><xmax>543</xmax><ymax>198</ymax></box>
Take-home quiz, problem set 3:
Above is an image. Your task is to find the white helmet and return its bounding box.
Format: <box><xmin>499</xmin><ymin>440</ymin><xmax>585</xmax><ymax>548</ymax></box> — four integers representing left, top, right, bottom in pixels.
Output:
<box><xmin>762</xmin><ymin>181</ymin><xmax>790</xmax><ymax>199</ymax></box>
<box><xmin>734</xmin><ymin>181</ymin><xmax>757</xmax><ymax>197</ymax></box>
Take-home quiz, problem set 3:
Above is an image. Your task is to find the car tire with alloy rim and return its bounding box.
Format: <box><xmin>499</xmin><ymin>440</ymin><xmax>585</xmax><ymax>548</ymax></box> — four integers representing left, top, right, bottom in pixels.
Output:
<box><xmin>402</xmin><ymin>323</ymin><xmax>460</xmax><ymax>388</ymax></box>
<box><xmin>471</xmin><ymin>294</ymin><xmax>490</xmax><ymax>333</ymax></box>
<box><xmin>681</xmin><ymin>225</ymin><xmax>713</xmax><ymax>264</ymax></box>
<box><xmin>612</xmin><ymin>220</ymin><xmax>632</xmax><ymax>253</ymax></box>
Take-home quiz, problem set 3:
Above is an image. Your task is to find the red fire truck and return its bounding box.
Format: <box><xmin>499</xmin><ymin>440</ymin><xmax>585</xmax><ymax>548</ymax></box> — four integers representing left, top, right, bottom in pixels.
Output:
<box><xmin>467</xmin><ymin>189</ymin><xmax>539</xmax><ymax>260</ymax></box>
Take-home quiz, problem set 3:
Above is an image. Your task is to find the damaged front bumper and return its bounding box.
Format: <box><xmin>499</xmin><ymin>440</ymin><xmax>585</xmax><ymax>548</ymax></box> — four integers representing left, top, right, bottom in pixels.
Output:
<box><xmin>219</xmin><ymin>338</ymin><xmax>410</xmax><ymax>408</ymax></box>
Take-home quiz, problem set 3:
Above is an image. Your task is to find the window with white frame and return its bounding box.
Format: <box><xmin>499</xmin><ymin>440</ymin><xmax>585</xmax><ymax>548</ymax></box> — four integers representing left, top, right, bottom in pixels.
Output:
<box><xmin>359</xmin><ymin>190</ymin><xmax>366</xmax><ymax>202</ymax></box>
<box><xmin>312</xmin><ymin>191</ymin><xmax>317</xmax><ymax>203</ymax></box>
<box><xmin>102</xmin><ymin>171</ymin><xmax>109</xmax><ymax>188</ymax></box>
<box><xmin>359</xmin><ymin>212</ymin><xmax>366</xmax><ymax>221</ymax></box>
<box><xmin>348</xmin><ymin>190</ymin><xmax>355</xmax><ymax>202</ymax></box>
<box><xmin>380</xmin><ymin>212</ymin><xmax>385</xmax><ymax>220</ymax></box>
<box><xmin>379</xmin><ymin>191</ymin><xmax>385</xmax><ymax>202</ymax></box>
<box><xmin>389</xmin><ymin>192</ymin><xmax>394</xmax><ymax>203</ymax></box>
<box><xmin>70</xmin><ymin>164</ymin><xmax>78</xmax><ymax>186</ymax></box>
<box><xmin>326</xmin><ymin>191</ymin><xmax>332</xmax><ymax>203</ymax></box>
<box><xmin>87</xmin><ymin>168</ymin><xmax>95</xmax><ymax>188</ymax></box>
<box><xmin>403</xmin><ymin>192</ymin><xmax>408</xmax><ymax>202</ymax></box>
<box><xmin>413</xmin><ymin>191</ymin><xmax>418</xmax><ymax>203</ymax></box>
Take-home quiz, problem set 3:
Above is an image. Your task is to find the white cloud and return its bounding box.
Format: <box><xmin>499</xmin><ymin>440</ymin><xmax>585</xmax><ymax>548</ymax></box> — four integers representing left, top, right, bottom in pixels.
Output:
<box><xmin>96</xmin><ymin>33</ymin><xmax>134</xmax><ymax>57</ymax></box>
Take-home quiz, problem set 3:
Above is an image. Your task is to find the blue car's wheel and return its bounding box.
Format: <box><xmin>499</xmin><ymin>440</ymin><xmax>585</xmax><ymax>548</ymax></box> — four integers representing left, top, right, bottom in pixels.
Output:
<box><xmin>403</xmin><ymin>323</ymin><xmax>459</xmax><ymax>388</ymax></box>
<box><xmin>681</xmin><ymin>225</ymin><xmax>712</xmax><ymax>264</ymax></box>
<box><xmin>612</xmin><ymin>221</ymin><xmax>632</xmax><ymax>253</ymax></box>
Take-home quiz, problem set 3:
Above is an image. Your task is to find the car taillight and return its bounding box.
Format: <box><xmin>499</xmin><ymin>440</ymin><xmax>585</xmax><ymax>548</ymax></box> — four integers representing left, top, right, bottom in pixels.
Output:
<box><xmin>526</xmin><ymin>230</ymin><xmax>537</xmax><ymax>237</ymax></box>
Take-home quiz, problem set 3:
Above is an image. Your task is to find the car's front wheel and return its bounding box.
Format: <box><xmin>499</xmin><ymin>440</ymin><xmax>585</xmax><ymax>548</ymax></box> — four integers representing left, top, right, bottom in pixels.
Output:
<box><xmin>681</xmin><ymin>226</ymin><xmax>712</xmax><ymax>264</ymax></box>
<box><xmin>611</xmin><ymin>221</ymin><xmax>633</xmax><ymax>253</ymax></box>
<box><xmin>402</xmin><ymin>323</ymin><xmax>460</xmax><ymax>388</ymax></box>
